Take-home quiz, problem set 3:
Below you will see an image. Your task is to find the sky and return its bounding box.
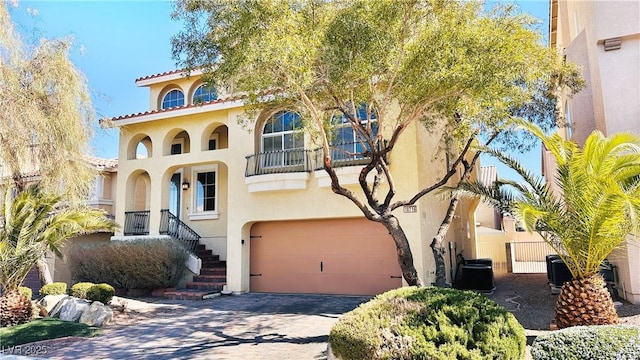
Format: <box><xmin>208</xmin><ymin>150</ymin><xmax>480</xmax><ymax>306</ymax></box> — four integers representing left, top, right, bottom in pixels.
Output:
<box><xmin>7</xmin><ymin>0</ymin><xmax>551</xmax><ymax>180</ymax></box>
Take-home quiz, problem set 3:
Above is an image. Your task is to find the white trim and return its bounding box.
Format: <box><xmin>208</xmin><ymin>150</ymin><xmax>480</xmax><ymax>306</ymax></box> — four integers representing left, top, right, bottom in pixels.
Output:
<box><xmin>314</xmin><ymin>166</ymin><xmax>379</xmax><ymax>187</ymax></box>
<box><xmin>245</xmin><ymin>172</ymin><xmax>309</xmax><ymax>192</ymax></box>
<box><xmin>191</xmin><ymin>164</ymin><xmax>219</xmax><ymax>216</ymax></box>
<box><xmin>112</xmin><ymin>100</ymin><xmax>244</xmax><ymax>127</ymax></box>
<box><xmin>135</xmin><ymin>69</ymin><xmax>204</xmax><ymax>87</ymax></box>
<box><xmin>188</xmin><ymin>211</ymin><xmax>220</xmax><ymax>220</ymax></box>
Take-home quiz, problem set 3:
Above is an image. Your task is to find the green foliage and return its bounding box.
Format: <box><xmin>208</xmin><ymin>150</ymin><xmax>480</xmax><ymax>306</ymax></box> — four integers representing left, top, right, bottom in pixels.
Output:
<box><xmin>0</xmin><ymin>3</ymin><xmax>98</xmax><ymax>201</ymax></box>
<box><xmin>329</xmin><ymin>286</ymin><xmax>525</xmax><ymax>360</ymax></box>
<box><xmin>86</xmin><ymin>283</ymin><xmax>115</xmax><ymax>304</ymax></box>
<box><xmin>458</xmin><ymin>123</ymin><xmax>640</xmax><ymax>279</ymax></box>
<box><xmin>0</xmin><ymin>318</ymin><xmax>100</xmax><ymax>347</ymax></box>
<box><xmin>68</xmin><ymin>238</ymin><xmax>188</xmax><ymax>290</ymax></box>
<box><xmin>17</xmin><ymin>286</ymin><xmax>32</xmax><ymax>300</ymax></box>
<box><xmin>70</xmin><ymin>282</ymin><xmax>95</xmax><ymax>299</ymax></box>
<box><xmin>39</xmin><ymin>282</ymin><xmax>67</xmax><ymax>296</ymax></box>
<box><xmin>0</xmin><ymin>184</ymin><xmax>117</xmax><ymax>292</ymax></box>
<box><xmin>531</xmin><ymin>325</ymin><xmax>640</xmax><ymax>360</ymax></box>
<box><xmin>173</xmin><ymin>0</ymin><xmax>583</xmax><ymax>287</ymax></box>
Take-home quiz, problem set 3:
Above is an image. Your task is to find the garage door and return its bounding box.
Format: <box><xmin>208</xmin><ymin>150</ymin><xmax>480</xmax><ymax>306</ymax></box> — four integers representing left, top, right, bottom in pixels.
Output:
<box><xmin>250</xmin><ymin>218</ymin><xmax>402</xmax><ymax>295</ymax></box>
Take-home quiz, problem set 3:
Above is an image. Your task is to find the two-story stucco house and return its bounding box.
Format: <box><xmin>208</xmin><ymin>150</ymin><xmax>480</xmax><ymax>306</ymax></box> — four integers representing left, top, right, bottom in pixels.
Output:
<box><xmin>547</xmin><ymin>0</ymin><xmax>640</xmax><ymax>303</ymax></box>
<box><xmin>107</xmin><ymin>70</ymin><xmax>477</xmax><ymax>299</ymax></box>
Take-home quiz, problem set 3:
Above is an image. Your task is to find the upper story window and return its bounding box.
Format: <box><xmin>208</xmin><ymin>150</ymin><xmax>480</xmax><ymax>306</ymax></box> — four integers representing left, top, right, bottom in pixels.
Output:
<box><xmin>331</xmin><ymin>104</ymin><xmax>378</xmax><ymax>161</ymax></box>
<box><xmin>193</xmin><ymin>85</ymin><xmax>218</xmax><ymax>104</ymax></box>
<box><xmin>261</xmin><ymin>111</ymin><xmax>304</xmax><ymax>166</ymax></box>
<box><xmin>162</xmin><ymin>89</ymin><xmax>185</xmax><ymax>109</ymax></box>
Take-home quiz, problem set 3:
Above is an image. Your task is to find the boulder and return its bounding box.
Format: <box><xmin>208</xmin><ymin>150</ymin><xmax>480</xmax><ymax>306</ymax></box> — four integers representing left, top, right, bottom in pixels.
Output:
<box><xmin>79</xmin><ymin>301</ymin><xmax>113</xmax><ymax>327</ymax></box>
<box><xmin>37</xmin><ymin>294</ymin><xmax>69</xmax><ymax>314</ymax></box>
<box><xmin>51</xmin><ymin>297</ymin><xmax>91</xmax><ymax>322</ymax></box>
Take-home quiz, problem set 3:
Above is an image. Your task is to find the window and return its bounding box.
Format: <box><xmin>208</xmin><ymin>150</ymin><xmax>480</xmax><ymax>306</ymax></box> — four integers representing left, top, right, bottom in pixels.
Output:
<box><xmin>261</xmin><ymin>111</ymin><xmax>304</xmax><ymax>166</ymax></box>
<box><xmin>196</xmin><ymin>172</ymin><xmax>216</xmax><ymax>212</ymax></box>
<box><xmin>208</xmin><ymin>134</ymin><xmax>219</xmax><ymax>151</ymax></box>
<box><xmin>331</xmin><ymin>104</ymin><xmax>378</xmax><ymax>162</ymax></box>
<box><xmin>565</xmin><ymin>101</ymin><xmax>572</xmax><ymax>139</ymax></box>
<box><xmin>193</xmin><ymin>85</ymin><xmax>217</xmax><ymax>104</ymax></box>
<box><xmin>189</xmin><ymin>164</ymin><xmax>219</xmax><ymax>220</ymax></box>
<box><xmin>162</xmin><ymin>89</ymin><xmax>185</xmax><ymax>109</ymax></box>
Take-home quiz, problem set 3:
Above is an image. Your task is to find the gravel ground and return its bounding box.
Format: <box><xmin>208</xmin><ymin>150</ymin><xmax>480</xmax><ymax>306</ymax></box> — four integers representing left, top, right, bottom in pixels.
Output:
<box><xmin>486</xmin><ymin>273</ymin><xmax>640</xmax><ymax>338</ymax></box>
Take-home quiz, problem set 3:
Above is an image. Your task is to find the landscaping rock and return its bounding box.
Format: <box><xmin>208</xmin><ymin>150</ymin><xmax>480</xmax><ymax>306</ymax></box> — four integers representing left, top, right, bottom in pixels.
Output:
<box><xmin>51</xmin><ymin>297</ymin><xmax>91</xmax><ymax>322</ymax></box>
<box><xmin>38</xmin><ymin>294</ymin><xmax>69</xmax><ymax>313</ymax></box>
<box><xmin>79</xmin><ymin>301</ymin><xmax>113</xmax><ymax>327</ymax></box>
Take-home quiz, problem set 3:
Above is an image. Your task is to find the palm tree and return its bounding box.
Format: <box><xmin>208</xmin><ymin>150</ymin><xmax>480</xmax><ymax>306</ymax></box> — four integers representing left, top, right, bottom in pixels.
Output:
<box><xmin>0</xmin><ymin>184</ymin><xmax>116</xmax><ymax>326</ymax></box>
<box><xmin>458</xmin><ymin>121</ymin><xmax>640</xmax><ymax>328</ymax></box>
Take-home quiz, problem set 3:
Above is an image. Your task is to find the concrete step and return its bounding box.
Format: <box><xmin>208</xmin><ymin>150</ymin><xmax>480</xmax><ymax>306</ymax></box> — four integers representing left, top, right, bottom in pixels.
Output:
<box><xmin>186</xmin><ymin>281</ymin><xmax>226</xmax><ymax>291</ymax></box>
<box><xmin>163</xmin><ymin>289</ymin><xmax>220</xmax><ymax>300</ymax></box>
<box><xmin>200</xmin><ymin>267</ymin><xmax>226</xmax><ymax>276</ymax></box>
<box><xmin>193</xmin><ymin>274</ymin><xmax>227</xmax><ymax>283</ymax></box>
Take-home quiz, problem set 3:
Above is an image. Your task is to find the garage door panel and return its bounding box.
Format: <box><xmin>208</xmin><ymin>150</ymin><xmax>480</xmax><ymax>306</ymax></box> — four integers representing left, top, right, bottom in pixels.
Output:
<box><xmin>250</xmin><ymin>218</ymin><xmax>403</xmax><ymax>296</ymax></box>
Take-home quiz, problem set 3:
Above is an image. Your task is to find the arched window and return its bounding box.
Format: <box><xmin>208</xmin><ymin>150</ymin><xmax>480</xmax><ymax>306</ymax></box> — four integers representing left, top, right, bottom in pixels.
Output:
<box><xmin>261</xmin><ymin>111</ymin><xmax>304</xmax><ymax>167</ymax></box>
<box><xmin>193</xmin><ymin>85</ymin><xmax>217</xmax><ymax>104</ymax></box>
<box><xmin>161</xmin><ymin>89</ymin><xmax>185</xmax><ymax>109</ymax></box>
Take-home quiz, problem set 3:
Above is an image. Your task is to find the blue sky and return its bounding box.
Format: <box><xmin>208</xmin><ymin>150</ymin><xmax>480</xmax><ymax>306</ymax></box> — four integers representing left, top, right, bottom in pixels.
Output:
<box><xmin>8</xmin><ymin>0</ymin><xmax>550</xmax><ymax>180</ymax></box>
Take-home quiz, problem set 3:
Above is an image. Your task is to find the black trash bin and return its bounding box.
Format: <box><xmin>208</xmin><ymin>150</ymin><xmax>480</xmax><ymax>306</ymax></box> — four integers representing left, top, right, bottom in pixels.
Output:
<box><xmin>546</xmin><ymin>254</ymin><xmax>562</xmax><ymax>283</ymax></box>
<box><xmin>461</xmin><ymin>263</ymin><xmax>495</xmax><ymax>292</ymax></box>
<box><xmin>550</xmin><ymin>259</ymin><xmax>572</xmax><ymax>287</ymax></box>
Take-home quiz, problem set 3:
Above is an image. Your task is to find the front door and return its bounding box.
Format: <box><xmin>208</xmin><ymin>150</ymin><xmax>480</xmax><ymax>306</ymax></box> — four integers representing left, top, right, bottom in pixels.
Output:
<box><xmin>169</xmin><ymin>173</ymin><xmax>181</xmax><ymax>218</ymax></box>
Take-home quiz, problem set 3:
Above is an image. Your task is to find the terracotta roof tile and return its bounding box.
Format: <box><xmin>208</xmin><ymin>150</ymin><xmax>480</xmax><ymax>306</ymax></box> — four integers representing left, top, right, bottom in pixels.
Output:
<box><xmin>84</xmin><ymin>156</ymin><xmax>118</xmax><ymax>169</ymax></box>
<box><xmin>109</xmin><ymin>96</ymin><xmax>242</xmax><ymax>122</ymax></box>
<box><xmin>134</xmin><ymin>69</ymin><xmax>185</xmax><ymax>83</ymax></box>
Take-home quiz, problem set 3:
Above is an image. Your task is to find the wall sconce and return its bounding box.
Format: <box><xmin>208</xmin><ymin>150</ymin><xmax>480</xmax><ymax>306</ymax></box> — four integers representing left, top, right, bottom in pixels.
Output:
<box><xmin>181</xmin><ymin>180</ymin><xmax>190</xmax><ymax>191</ymax></box>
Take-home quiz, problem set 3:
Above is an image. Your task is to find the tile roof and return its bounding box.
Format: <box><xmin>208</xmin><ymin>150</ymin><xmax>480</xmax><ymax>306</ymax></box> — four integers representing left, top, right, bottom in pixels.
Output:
<box><xmin>108</xmin><ymin>95</ymin><xmax>243</xmax><ymax>122</ymax></box>
<box><xmin>134</xmin><ymin>69</ymin><xmax>185</xmax><ymax>83</ymax></box>
<box><xmin>84</xmin><ymin>156</ymin><xmax>118</xmax><ymax>169</ymax></box>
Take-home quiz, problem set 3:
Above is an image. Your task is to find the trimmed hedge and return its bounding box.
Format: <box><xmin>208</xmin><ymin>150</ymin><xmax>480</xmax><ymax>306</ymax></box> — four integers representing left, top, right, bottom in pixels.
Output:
<box><xmin>68</xmin><ymin>238</ymin><xmax>188</xmax><ymax>290</ymax></box>
<box><xmin>86</xmin><ymin>283</ymin><xmax>115</xmax><ymax>304</ymax></box>
<box><xmin>531</xmin><ymin>325</ymin><xmax>640</xmax><ymax>360</ymax></box>
<box><xmin>70</xmin><ymin>282</ymin><xmax>95</xmax><ymax>299</ymax></box>
<box><xmin>329</xmin><ymin>286</ymin><xmax>525</xmax><ymax>360</ymax></box>
<box><xmin>39</xmin><ymin>282</ymin><xmax>67</xmax><ymax>296</ymax></box>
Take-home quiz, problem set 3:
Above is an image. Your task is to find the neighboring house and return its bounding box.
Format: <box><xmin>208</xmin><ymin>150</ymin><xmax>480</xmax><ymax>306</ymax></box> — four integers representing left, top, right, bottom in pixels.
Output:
<box><xmin>472</xmin><ymin>166</ymin><xmax>549</xmax><ymax>274</ymax></box>
<box><xmin>547</xmin><ymin>0</ymin><xmax>640</xmax><ymax>303</ymax></box>
<box><xmin>106</xmin><ymin>70</ymin><xmax>476</xmax><ymax>298</ymax></box>
<box><xmin>11</xmin><ymin>156</ymin><xmax>118</xmax><ymax>291</ymax></box>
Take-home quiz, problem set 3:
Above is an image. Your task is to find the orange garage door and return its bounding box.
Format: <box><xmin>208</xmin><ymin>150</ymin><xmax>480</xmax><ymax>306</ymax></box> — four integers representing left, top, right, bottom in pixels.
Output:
<box><xmin>250</xmin><ymin>218</ymin><xmax>402</xmax><ymax>295</ymax></box>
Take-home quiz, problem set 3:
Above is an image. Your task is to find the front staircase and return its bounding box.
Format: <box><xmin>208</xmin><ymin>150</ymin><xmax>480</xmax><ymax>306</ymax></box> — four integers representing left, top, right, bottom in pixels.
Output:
<box><xmin>164</xmin><ymin>244</ymin><xmax>227</xmax><ymax>300</ymax></box>
<box><xmin>155</xmin><ymin>209</ymin><xmax>227</xmax><ymax>300</ymax></box>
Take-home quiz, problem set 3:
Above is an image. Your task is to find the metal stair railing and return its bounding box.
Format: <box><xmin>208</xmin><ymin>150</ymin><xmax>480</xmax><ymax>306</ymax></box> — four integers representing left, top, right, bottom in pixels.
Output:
<box><xmin>159</xmin><ymin>209</ymin><xmax>201</xmax><ymax>255</ymax></box>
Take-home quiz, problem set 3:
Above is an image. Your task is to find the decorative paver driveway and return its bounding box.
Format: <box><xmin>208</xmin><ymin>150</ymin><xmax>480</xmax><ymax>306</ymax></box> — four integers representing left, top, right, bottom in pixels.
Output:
<box><xmin>41</xmin><ymin>293</ymin><xmax>370</xmax><ymax>360</ymax></box>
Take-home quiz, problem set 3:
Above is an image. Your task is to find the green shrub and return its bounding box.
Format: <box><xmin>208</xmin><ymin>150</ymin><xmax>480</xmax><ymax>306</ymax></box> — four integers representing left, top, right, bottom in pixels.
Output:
<box><xmin>86</xmin><ymin>283</ymin><xmax>115</xmax><ymax>304</ymax></box>
<box><xmin>531</xmin><ymin>325</ymin><xmax>640</xmax><ymax>360</ymax></box>
<box><xmin>18</xmin><ymin>286</ymin><xmax>32</xmax><ymax>300</ymax></box>
<box><xmin>329</xmin><ymin>286</ymin><xmax>525</xmax><ymax>360</ymax></box>
<box><xmin>70</xmin><ymin>282</ymin><xmax>95</xmax><ymax>299</ymax></box>
<box><xmin>68</xmin><ymin>238</ymin><xmax>189</xmax><ymax>290</ymax></box>
<box><xmin>39</xmin><ymin>282</ymin><xmax>67</xmax><ymax>296</ymax></box>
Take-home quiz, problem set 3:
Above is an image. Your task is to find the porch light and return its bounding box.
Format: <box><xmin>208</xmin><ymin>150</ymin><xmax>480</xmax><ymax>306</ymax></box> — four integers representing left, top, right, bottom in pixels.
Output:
<box><xmin>181</xmin><ymin>179</ymin><xmax>190</xmax><ymax>190</ymax></box>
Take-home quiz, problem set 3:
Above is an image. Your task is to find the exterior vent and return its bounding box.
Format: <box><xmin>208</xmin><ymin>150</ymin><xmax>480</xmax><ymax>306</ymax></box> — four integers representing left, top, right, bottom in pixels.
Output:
<box><xmin>604</xmin><ymin>37</ymin><xmax>622</xmax><ymax>51</ymax></box>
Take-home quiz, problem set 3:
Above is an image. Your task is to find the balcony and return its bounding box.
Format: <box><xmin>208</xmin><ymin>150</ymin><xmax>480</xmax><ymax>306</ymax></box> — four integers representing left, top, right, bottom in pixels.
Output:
<box><xmin>244</xmin><ymin>143</ymin><xmax>378</xmax><ymax>192</ymax></box>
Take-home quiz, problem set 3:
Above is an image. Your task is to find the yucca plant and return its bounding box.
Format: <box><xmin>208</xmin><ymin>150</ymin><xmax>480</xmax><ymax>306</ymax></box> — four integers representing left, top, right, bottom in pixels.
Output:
<box><xmin>0</xmin><ymin>184</ymin><xmax>116</xmax><ymax>327</ymax></box>
<box><xmin>457</xmin><ymin>121</ymin><xmax>640</xmax><ymax>328</ymax></box>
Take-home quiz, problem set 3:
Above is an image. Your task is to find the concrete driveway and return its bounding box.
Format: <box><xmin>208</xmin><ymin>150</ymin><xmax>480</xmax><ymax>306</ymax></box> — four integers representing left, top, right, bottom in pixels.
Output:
<box><xmin>38</xmin><ymin>293</ymin><xmax>371</xmax><ymax>360</ymax></box>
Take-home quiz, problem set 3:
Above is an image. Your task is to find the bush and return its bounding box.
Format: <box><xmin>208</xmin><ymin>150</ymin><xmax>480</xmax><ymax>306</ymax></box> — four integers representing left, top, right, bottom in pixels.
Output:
<box><xmin>531</xmin><ymin>325</ymin><xmax>640</xmax><ymax>360</ymax></box>
<box><xmin>86</xmin><ymin>283</ymin><xmax>115</xmax><ymax>304</ymax></box>
<box><xmin>329</xmin><ymin>286</ymin><xmax>525</xmax><ymax>360</ymax></box>
<box><xmin>39</xmin><ymin>282</ymin><xmax>67</xmax><ymax>296</ymax></box>
<box><xmin>68</xmin><ymin>238</ymin><xmax>189</xmax><ymax>290</ymax></box>
<box><xmin>18</xmin><ymin>286</ymin><xmax>32</xmax><ymax>300</ymax></box>
<box><xmin>70</xmin><ymin>282</ymin><xmax>95</xmax><ymax>299</ymax></box>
